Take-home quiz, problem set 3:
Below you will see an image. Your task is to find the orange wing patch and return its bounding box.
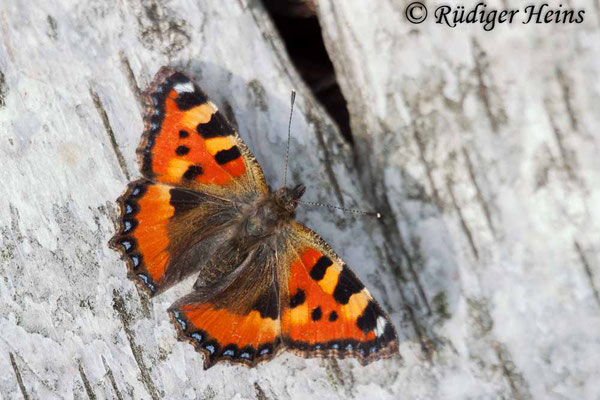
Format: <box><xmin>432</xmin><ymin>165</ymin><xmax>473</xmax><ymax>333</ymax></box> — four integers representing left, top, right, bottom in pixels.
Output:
<box><xmin>109</xmin><ymin>179</ymin><xmax>175</xmax><ymax>295</ymax></box>
<box><xmin>138</xmin><ymin>68</ymin><xmax>267</xmax><ymax>198</ymax></box>
<box><xmin>170</xmin><ymin>304</ymin><xmax>282</xmax><ymax>369</ymax></box>
<box><xmin>281</xmin><ymin>224</ymin><xmax>398</xmax><ymax>363</ymax></box>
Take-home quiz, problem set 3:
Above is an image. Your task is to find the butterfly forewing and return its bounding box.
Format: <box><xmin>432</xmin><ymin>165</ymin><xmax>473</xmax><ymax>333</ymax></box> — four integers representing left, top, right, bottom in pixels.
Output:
<box><xmin>138</xmin><ymin>67</ymin><xmax>268</xmax><ymax>200</ymax></box>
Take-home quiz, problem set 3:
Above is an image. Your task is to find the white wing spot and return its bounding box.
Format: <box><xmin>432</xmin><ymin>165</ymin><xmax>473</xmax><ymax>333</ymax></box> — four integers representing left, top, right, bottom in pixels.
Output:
<box><xmin>173</xmin><ymin>82</ymin><xmax>195</xmax><ymax>93</ymax></box>
<box><xmin>374</xmin><ymin>316</ymin><xmax>387</xmax><ymax>337</ymax></box>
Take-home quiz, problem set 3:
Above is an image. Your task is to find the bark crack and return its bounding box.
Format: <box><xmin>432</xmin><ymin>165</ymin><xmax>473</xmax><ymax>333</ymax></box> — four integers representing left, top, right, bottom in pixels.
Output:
<box><xmin>574</xmin><ymin>241</ymin><xmax>600</xmax><ymax>308</ymax></box>
<box><xmin>446</xmin><ymin>177</ymin><xmax>479</xmax><ymax>259</ymax></box>
<box><xmin>102</xmin><ymin>355</ymin><xmax>124</xmax><ymax>400</ymax></box>
<box><xmin>78</xmin><ymin>363</ymin><xmax>97</xmax><ymax>400</ymax></box>
<box><xmin>462</xmin><ymin>148</ymin><xmax>495</xmax><ymax>235</ymax></box>
<box><xmin>120</xmin><ymin>53</ymin><xmax>144</xmax><ymax>110</ymax></box>
<box><xmin>90</xmin><ymin>87</ymin><xmax>132</xmax><ymax>181</ymax></box>
<box><xmin>10</xmin><ymin>352</ymin><xmax>30</xmax><ymax>400</ymax></box>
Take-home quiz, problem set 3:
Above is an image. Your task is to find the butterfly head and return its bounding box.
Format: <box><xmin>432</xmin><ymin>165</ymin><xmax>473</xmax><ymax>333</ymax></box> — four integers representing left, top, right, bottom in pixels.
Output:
<box><xmin>274</xmin><ymin>183</ymin><xmax>306</xmax><ymax>214</ymax></box>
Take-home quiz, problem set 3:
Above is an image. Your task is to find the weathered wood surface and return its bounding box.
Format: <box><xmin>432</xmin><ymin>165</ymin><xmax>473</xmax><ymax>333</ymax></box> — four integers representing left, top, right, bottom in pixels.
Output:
<box><xmin>0</xmin><ymin>0</ymin><xmax>598</xmax><ymax>399</ymax></box>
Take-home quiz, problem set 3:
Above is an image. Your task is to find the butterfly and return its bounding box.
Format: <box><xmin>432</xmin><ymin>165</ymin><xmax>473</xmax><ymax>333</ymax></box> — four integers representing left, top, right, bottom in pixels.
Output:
<box><xmin>109</xmin><ymin>67</ymin><xmax>398</xmax><ymax>369</ymax></box>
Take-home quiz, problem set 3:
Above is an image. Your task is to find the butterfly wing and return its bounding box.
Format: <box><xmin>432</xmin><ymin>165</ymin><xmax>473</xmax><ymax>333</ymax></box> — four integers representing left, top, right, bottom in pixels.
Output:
<box><xmin>279</xmin><ymin>222</ymin><xmax>398</xmax><ymax>364</ymax></box>
<box><xmin>138</xmin><ymin>67</ymin><xmax>268</xmax><ymax>200</ymax></box>
<box><xmin>168</xmin><ymin>243</ymin><xmax>283</xmax><ymax>369</ymax></box>
<box><xmin>111</xmin><ymin>67</ymin><xmax>268</xmax><ymax>294</ymax></box>
<box><xmin>109</xmin><ymin>178</ymin><xmax>239</xmax><ymax>295</ymax></box>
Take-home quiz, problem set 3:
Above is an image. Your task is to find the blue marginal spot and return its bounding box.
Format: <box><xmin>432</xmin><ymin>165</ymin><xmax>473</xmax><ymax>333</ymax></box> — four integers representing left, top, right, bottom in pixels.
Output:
<box><xmin>121</xmin><ymin>240</ymin><xmax>131</xmax><ymax>250</ymax></box>
<box><xmin>151</xmin><ymin>123</ymin><xmax>159</xmax><ymax>131</ymax></box>
<box><xmin>314</xmin><ymin>344</ymin><xmax>322</xmax><ymax>350</ymax></box>
<box><xmin>125</xmin><ymin>204</ymin><xmax>133</xmax><ymax>214</ymax></box>
<box><xmin>223</xmin><ymin>349</ymin><xmax>235</xmax><ymax>356</ymax></box>
<box><xmin>124</xmin><ymin>221</ymin><xmax>131</xmax><ymax>232</ymax></box>
<box><xmin>154</xmin><ymin>109</ymin><xmax>160</xmax><ymax>115</ymax></box>
<box><xmin>191</xmin><ymin>333</ymin><xmax>203</xmax><ymax>342</ymax></box>
<box><xmin>345</xmin><ymin>343</ymin><xmax>353</xmax><ymax>351</ymax></box>
<box><xmin>331</xmin><ymin>343</ymin><xmax>339</xmax><ymax>350</ymax></box>
<box><xmin>130</xmin><ymin>255</ymin><xmax>139</xmax><ymax>268</ymax></box>
<box><xmin>156</xmin><ymin>86</ymin><xmax>163</xmax><ymax>93</ymax></box>
<box><xmin>132</xmin><ymin>187</ymin><xmax>140</xmax><ymax>196</ymax></box>
<box><xmin>153</xmin><ymin>96</ymin><xmax>159</xmax><ymax>105</ymax></box>
<box><xmin>370</xmin><ymin>346</ymin><xmax>377</xmax><ymax>354</ymax></box>
<box><xmin>240</xmin><ymin>352</ymin><xmax>251</xmax><ymax>359</ymax></box>
<box><xmin>137</xmin><ymin>274</ymin><xmax>156</xmax><ymax>292</ymax></box>
<box><xmin>205</xmin><ymin>345</ymin><xmax>215</xmax><ymax>354</ymax></box>
<box><xmin>259</xmin><ymin>348</ymin><xmax>269</xmax><ymax>355</ymax></box>
<box><xmin>172</xmin><ymin>312</ymin><xmax>187</xmax><ymax>330</ymax></box>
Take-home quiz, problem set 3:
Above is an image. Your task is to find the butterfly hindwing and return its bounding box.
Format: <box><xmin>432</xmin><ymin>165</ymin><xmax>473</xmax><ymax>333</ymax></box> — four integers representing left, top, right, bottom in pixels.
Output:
<box><xmin>280</xmin><ymin>222</ymin><xmax>398</xmax><ymax>364</ymax></box>
<box><xmin>168</xmin><ymin>244</ymin><xmax>283</xmax><ymax>369</ymax></box>
<box><xmin>109</xmin><ymin>178</ymin><xmax>238</xmax><ymax>295</ymax></box>
<box><xmin>138</xmin><ymin>67</ymin><xmax>268</xmax><ymax>200</ymax></box>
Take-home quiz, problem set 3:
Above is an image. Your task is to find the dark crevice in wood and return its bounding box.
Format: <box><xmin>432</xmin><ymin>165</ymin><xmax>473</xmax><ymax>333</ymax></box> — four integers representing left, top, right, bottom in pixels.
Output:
<box><xmin>263</xmin><ymin>1</ymin><xmax>353</xmax><ymax>144</ymax></box>
<box><xmin>120</xmin><ymin>53</ymin><xmax>144</xmax><ymax>109</ymax></box>
<box><xmin>10</xmin><ymin>352</ymin><xmax>30</xmax><ymax>400</ymax></box>
<box><xmin>112</xmin><ymin>291</ymin><xmax>159</xmax><ymax>400</ymax></box>
<box><xmin>90</xmin><ymin>87</ymin><xmax>132</xmax><ymax>181</ymax></box>
<box><xmin>446</xmin><ymin>177</ymin><xmax>479</xmax><ymax>260</ymax></box>
<box><xmin>102</xmin><ymin>356</ymin><xmax>124</xmax><ymax>400</ymax></box>
<box><xmin>78</xmin><ymin>363</ymin><xmax>97</xmax><ymax>400</ymax></box>
<box><xmin>574</xmin><ymin>241</ymin><xmax>600</xmax><ymax>308</ymax></box>
<box><xmin>462</xmin><ymin>148</ymin><xmax>495</xmax><ymax>236</ymax></box>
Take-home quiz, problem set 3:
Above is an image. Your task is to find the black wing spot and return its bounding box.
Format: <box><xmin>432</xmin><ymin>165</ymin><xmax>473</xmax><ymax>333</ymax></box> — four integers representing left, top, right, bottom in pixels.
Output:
<box><xmin>196</xmin><ymin>113</ymin><xmax>230</xmax><ymax>138</ymax></box>
<box><xmin>179</xmin><ymin>129</ymin><xmax>189</xmax><ymax>138</ymax></box>
<box><xmin>311</xmin><ymin>306</ymin><xmax>322</xmax><ymax>321</ymax></box>
<box><xmin>356</xmin><ymin>301</ymin><xmax>382</xmax><ymax>333</ymax></box>
<box><xmin>333</xmin><ymin>264</ymin><xmax>365</xmax><ymax>304</ymax></box>
<box><xmin>174</xmin><ymin>86</ymin><xmax>208</xmax><ymax>110</ymax></box>
<box><xmin>175</xmin><ymin>145</ymin><xmax>190</xmax><ymax>155</ymax></box>
<box><xmin>328</xmin><ymin>311</ymin><xmax>338</xmax><ymax>322</ymax></box>
<box><xmin>290</xmin><ymin>289</ymin><xmax>305</xmax><ymax>308</ymax></box>
<box><xmin>214</xmin><ymin>146</ymin><xmax>241</xmax><ymax>165</ymax></box>
<box><xmin>251</xmin><ymin>283</ymin><xmax>279</xmax><ymax>320</ymax></box>
<box><xmin>309</xmin><ymin>256</ymin><xmax>333</xmax><ymax>281</ymax></box>
<box><xmin>183</xmin><ymin>165</ymin><xmax>203</xmax><ymax>180</ymax></box>
<box><xmin>169</xmin><ymin>188</ymin><xmax>200</xmax><ymax>216</ymax></box>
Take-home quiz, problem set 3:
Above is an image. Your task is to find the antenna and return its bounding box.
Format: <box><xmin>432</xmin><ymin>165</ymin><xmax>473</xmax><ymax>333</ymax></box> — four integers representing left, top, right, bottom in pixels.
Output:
<box><xmin>298</xmin><ymin>200</ymin><xmax>382</xmax><ymax>219</ymax></box>
<box><xmin>283</xmin><ymin>90</ymin><xmax>381</xmax><ymax>219</ymax></box>
<box><xmin>283</xmin><ymin>90</ymin><xmax>296</xmax><ymax>188</ymax></box>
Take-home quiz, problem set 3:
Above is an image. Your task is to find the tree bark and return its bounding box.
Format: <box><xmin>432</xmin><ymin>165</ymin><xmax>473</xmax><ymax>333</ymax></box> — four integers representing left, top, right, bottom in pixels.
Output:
<box><xmin>1</xmin><ymin>0</ymin><xmax>599</xmax><ymax>399</ymax></box>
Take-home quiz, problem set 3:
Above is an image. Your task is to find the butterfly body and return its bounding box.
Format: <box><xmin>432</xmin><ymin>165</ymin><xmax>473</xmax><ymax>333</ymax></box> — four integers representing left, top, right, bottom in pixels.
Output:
<box><xmin>110</xmin><ymin>67</ymin><xmax>398</xmax><ymax>369</ymax></box>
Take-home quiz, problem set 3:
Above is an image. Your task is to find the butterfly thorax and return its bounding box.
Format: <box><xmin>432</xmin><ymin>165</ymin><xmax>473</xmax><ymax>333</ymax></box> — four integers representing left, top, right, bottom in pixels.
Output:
<box><xmin>243</xmin><ymin>184</ymin><xmax>306</xmax><ymax>238</ymax></box>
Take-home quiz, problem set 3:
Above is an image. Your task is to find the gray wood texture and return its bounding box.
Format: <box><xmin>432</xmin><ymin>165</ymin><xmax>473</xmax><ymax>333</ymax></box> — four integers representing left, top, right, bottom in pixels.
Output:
<box><xmin>1</xmin><ymin>0</ymin><xmax>599</xmax><ymax>399</ymax></box>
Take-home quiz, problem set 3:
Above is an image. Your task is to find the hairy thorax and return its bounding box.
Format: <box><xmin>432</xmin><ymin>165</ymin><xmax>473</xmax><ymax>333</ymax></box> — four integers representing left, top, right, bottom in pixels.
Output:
<box><xmin>241</xmin><ymin>184</ymin><xmax>306</xmax><ymax>239</ymax></box>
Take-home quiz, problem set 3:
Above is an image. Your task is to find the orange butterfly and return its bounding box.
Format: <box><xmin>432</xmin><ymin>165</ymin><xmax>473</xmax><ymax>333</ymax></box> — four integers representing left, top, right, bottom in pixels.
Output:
<box><xmin>109</xmin><ymin>67</ymin><xmax>398</xmax><ymax>369</ymax></box>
